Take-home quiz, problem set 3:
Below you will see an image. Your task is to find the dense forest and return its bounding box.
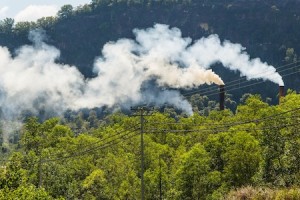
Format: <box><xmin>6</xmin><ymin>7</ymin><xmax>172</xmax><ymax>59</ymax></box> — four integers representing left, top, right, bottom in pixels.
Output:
<box><xmin>1</xmin><ymin>0</ymin><xmax>300</xmax><ymax>199</ymax></box>
<box><xmin>1</xmin><ymin>92</ymin><xmax>300</xmax><ymax>199</ymax></box>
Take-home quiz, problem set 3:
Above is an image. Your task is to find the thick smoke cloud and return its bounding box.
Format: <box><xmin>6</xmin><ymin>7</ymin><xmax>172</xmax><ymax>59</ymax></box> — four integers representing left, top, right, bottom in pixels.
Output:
<box><xmin>0</xmin><ymin>30</ymin><xmax>84</xmax><ymax>120</ymax></box>
<box><xmin>187</xmin><ymin>35</ymin><xmax>284</xmax><ymax>86</ymax></box>
<box><xmin>0</xmin><ymin>25</ymin><xmax>226</xmax><ymax>127</ymax></box>
<box><xmin>76</xmin><ymin>25</ymin><xmax>225</xmax><ymax>110</ymax></box>
<box><xmin>0</xmin><ymin>24</ymin><xmax>284</xmax><ymax>141</ymax></box>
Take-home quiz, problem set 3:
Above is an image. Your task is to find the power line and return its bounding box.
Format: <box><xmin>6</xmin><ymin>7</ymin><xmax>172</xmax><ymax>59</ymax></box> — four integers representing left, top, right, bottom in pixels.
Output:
<box><xmin>184</xmin><ymin>69</ymin><xmax>298</xmax><ymax>98</ymax></box>
<box><xmin>147</xmin><ymin>114</ymin><xmax>300</xmax><ymax>127</ymax></box>
<box><xmin>43</xmin><ymin>129</ymin><xmax>140</xmax><ymax>162</ymax></box>
<box><xmin>183</xmin><ymin>69</ymin><xmax>300</xmax><ymax>99</ymax></box>
<box><xmin>147</xmin><ymin>106</ymin><xmax>300</xmax><ymax>128</ymax></box>
<box><xmin>1</xmin><ymin>62</ymin><xmax>299</xmax><ymax>164</ymax></box>
<box><xmin>0</xmin><ymin>127</ymin><xmax>140</xmax><ymax>163</ymax></box>
<box><xmin>182</xmin><ymin>61</ymin><xmax>300</xmax><ymax>97</ymax></box>
<box><xmin>182</xmin><ymin>60</ymin><xmax>300</xmax><ymax>96</ymax></box>
<box><xmin>2</xmin><ymin>105</ymin><xmax>300</xmax><ymax>163</ymax></box>
<box><xmin>35</xmin><ymin>122</ymin><xmax>140</xmax><ymax>162</ymax></box>
<box><xmin>213</xmin><ymin>64</ymin><xmax>300</xmax><ymax>94</ymax></box>
<box><xmin>1</xmin><ymin>107</ymin><xmax>299</xmax><ymax>173</ymax></box>
<box><xmin>146</xmin><ymin>106</ymin><xmax>300</xmax><ymax>134</ymax></box>
<box><xmin>146</xmin><ymin>121</ymin><xmax>300</xmax><ymax>134</ymax></box>
<box><xmin>221</xmin><ymin>60</ymin><xmax>300</xmax><ymax>86</ymax></box>
<box><xmin>0</xmin><ymin>120</ymin><xmax>140</xmax><ymax>163</ymax></box>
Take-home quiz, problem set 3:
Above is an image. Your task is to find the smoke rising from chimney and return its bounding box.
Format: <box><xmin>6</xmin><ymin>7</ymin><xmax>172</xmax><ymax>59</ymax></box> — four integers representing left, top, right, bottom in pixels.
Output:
<box><xmin>0</xmin><ymin>25</ymin><xmax>225</xmax><ymax>123</ymax></box>
<box><xmin>187</xmin><ymin>34</ymin><xmax>284</xmax><ymax>86</ymax></box>
<box><xmin>0</xmin><ymin>24</ymin><xmax>284</xmax><ymax>129</ymax></box>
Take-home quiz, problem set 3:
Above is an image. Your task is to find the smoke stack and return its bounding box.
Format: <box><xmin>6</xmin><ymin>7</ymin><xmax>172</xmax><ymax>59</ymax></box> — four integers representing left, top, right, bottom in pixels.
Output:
<box><xmin>219</xmin><ymin>85</ymin><xmax>225</xmax><ymax>111</ymax></box>
<box><xmin>279</xmin><ymin>85</ymin><xmax>284</xmax><ymax>104</ymax></box>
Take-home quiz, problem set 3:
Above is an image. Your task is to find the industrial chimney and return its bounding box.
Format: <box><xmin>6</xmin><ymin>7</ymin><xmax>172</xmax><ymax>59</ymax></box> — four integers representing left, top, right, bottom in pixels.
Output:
<box><xmin>219</xmin><ymin>85</ymin><xmax>225</xmax><ymax>111</ymax></box>
<box><xmin>279</xmin><ymin>86</ymin><xmax>285</xmax><ymax>104</ymax></box>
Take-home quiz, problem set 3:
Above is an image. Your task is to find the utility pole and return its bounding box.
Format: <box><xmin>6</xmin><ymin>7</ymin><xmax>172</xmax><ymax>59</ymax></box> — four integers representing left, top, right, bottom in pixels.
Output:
<box><xmin>140</xmin><ymin>107</ymin><xmax>145</xmax><ymax>200</ymax></box>
<box><xmin>131</xmin><ymin>106</ymin><xmax>153</xmax><ymax>200</ymax></box>
<box><xmin>159</xmin><ymin>155</ymin><xmax>162</xmax><ymax>200</ymax></box>
<box><xmin>38</xmin><ymin>155</ymin><xmax>43</xmax><ymax>188</ymax></box>
<box><xmin>38</xmin><ymin>131</ymin><xmax>45</xmax><ymax>188</ymax></box>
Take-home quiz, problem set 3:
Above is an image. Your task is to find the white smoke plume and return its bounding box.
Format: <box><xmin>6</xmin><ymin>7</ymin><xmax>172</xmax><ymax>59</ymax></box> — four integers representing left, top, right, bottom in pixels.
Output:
<box><xmin>76</xmin><ymin>30</ymin><xmax>224</xmax><ymax>110</ymax></box>
<box><xmin>0</xmin><ymin>30</ymin><xmax>84</xmax><ymax>119</ymax></box>
<box><xmin>186</xmin><ymin>34</ymin><xmax>284</xmax><ymax>86</ymax></box>
<box><xmin>0</xmin><ymin>25</ymin><xmax>225</xmax><ymax>124</ymax></box>
<box><xmin>0</xmin><ymin>23</ymin><xmax>284</xmax><ymax>133</ymax></box>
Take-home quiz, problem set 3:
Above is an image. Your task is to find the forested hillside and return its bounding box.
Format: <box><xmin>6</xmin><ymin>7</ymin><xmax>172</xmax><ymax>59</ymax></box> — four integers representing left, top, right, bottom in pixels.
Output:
<box><xmin>1</xmin><ymin>0</ymin><xmax>300</xmax><ymax>199</ymax></box>
<box><xmin>0</xmin><ymin>0</ymin><xmax>300</xmax><ymax>102</ymax></box>
<box><xmin>1</xmin><ymin>93</ymin><xmax>300</xmax><ymax>199</ymax></box>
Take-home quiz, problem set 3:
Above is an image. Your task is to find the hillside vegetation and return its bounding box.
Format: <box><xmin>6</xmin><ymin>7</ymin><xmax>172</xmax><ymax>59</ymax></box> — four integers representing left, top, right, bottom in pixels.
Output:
<box><xmin>0</xmin><ymin>93</ymin><xmax>300</xmax><ymax>199</ymax></box>
<box><xmin>1</xmin><ymin>0</ymin><xmax>300</xmax><ymax>199</ymax></box>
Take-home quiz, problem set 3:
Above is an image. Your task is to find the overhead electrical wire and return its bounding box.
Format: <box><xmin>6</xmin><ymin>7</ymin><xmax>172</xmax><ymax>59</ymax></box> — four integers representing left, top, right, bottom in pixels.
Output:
<box><xmin>1</xmin><ymin>119</ymin><xmax>298</xmax><ymax>164</ymax></box>
<box><xmin>64</xmin><ymin>122</ymin><xmax>140</xmax><ymax>153</ymax></box>
<box><xmin>185</xmin><ymin>60</ymin><xmax>300</xmax><ymax>97</ymax></box>
<box><xmin>42</xmin><ymin>126</ymin><xmax>141</xmax><ymax>162</ymax></box>
<box><xmin>147</xmin><ymin>113</ymin><xmax>300</xmax><ymax>127</ymax></box>
<box><xmin>183</xmin><ymin>60</ymin><xmax>300</xmax><ymax>96</ymax></box>
<box><xmin>39</xmin><ymin>67</ymin><xmax>300</xmax><ymax>162</ymax></box>
<box><xmin>43</xmin><ymin>130</ymin><xmax>140</xmax><ymax>162</ymax></box>
<box><xmin>145</xmin><ymin>121</ymin><xmax>300</xmax><ymax>134</ymax></box>
<box><xmin>0</xmin><ymin>128</ymin><xmax>140</xmax><ymax>163</ymax></box>
<box><xmin>182</xmin><ymin>69</ymin><xmax>300</xmax><ymax>99</ymax></box>
<box><xmin>146</xmin><ymin>106</ymin><xmax>300</xmax><ymax>130</ymax></box>
<box><xmin>39</xmin><ymin>105</ymin><xmax>300</xmax><ymax>162</ymax></box>
<box><xmin>182</xmin><ymin>61</ymin><xmax>300</xmax><ymax>97</ymax></box>
<box><xmin>184</xmin><ymin>68</ymin><xmax>300</xmax><ymax>98</ymax></box>
<box><xmin>1</xmin><ymin>62</ymin><xmax>300</xmax><ymax>164</ymax></box>
<box><xmin>217</xmin><ymin>64</ymin><xmax>300</xmax><ymax>92</ymax></box>
<box><xmin>1</xmin><ymin>108</ymin><xmax>300</xmax><ymax>164</ymax></box>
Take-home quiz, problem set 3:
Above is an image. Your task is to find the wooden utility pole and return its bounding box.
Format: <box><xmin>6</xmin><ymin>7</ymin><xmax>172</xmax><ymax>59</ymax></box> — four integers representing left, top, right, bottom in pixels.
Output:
<box><xmin>38</xmin><ymin>156</ymin><xmax>43</xmax><ymax>188</ymax></box>
<box><xmin>140</xmin><ymin>108</ymin><xmax>145</xmax><ymax>200</ymax></box>
<box><xmin>131</xmin><ymin>106</ymin><xmax>153</xmax><ymax>200</ymax></box>
<box><xmin>159</xmin><ymin>155</ymin><xmax>162</xmax><ymax>200</ymax></box>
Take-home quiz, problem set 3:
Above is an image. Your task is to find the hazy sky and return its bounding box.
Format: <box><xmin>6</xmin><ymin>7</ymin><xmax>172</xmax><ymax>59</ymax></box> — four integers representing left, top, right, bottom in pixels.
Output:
<box><xmin>0</xmin><ymin>0</ymin><xmax>91</xmax><ymax>22</ymax></box>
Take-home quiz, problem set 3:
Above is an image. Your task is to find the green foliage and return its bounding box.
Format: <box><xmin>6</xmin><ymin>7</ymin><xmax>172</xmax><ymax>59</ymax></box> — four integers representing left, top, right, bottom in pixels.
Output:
<box><xmin>82</xmin><ymin>169</ymin><xmax>109</xmax><ymax>199</ymax></box>
<box><xmin>276</xmin><ymin>188</ymin><xmax>300</xmax><ymax>200</ymax></box>
<box><xmin>175</xmin><ymin>144</ymin><xmax>219</xmax><ymax>199</ymax></box>
<box><xmin>57</xmin><ymin>5</ymin><xmax>74</xmax><ymax>19</ymax></box>
<box><xmin>36</xmin><ymin>17</ymin><xmax>57</xmax><ymax>30</ymax></box>
<box><xmin>0</xmin><ymin>184</ymin><xmax>53</xmax><ymax>200</ymax></box>
<box><xmin>285</xmin><ymin>48</ymin><xmax>297</xmax><ymax>63</ymax></box>
<box><xmin>0</xmin><ymin>18</ymin><xmax>14</xmax><ymax>33</ymax></box>
<box><xmin>222</xmin><ymin>132</ymin><xmax>261</xmax><ymax>186</ymax></box>
<box><xmin>205</xmin><ymin>131</ymin><xmax>262</xmax><ymax>187</ymax></box>
<box><xmin>14</xmin><ymin>22</ymin><xmax>36</xmax><ymax>35</ymax></box>
<box><xmin>1</xmin><ymin>0</ymin><xmax>300</xmax><ymax>198</ymax></box>
<box><xmin>1</xmin><ymin>92</ymin><xmax>300</xmax><ymax>198</ymax></box>
<box><xmin>226</xmin><ymin>186</ymin><xmax>300</xmax><ymax>200</ymax></box>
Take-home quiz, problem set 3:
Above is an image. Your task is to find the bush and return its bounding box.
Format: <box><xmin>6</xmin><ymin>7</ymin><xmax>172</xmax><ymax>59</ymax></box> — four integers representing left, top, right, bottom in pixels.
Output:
<box><xmin>225</xmin><ymin>186</ymin><xmax>300</xmax><ymax>200</ymax></box>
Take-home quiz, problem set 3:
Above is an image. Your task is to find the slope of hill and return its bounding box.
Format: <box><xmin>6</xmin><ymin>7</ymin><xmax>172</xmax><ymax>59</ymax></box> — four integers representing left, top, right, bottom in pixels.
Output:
<box><xmin>0</xmin><ymin>0</ymin><xmax>300</xmax><ymax>102</ymax></box>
